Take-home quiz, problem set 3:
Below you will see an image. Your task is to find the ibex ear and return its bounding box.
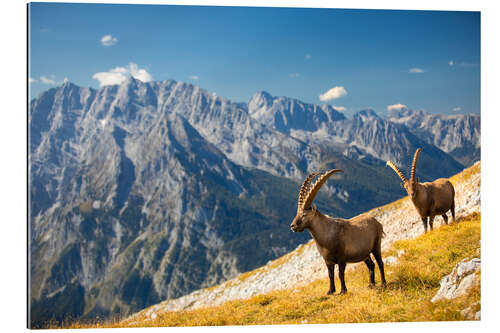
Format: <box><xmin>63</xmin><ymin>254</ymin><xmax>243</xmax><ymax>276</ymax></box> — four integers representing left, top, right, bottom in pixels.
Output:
<box><xmin>312</xmin><ymin>204</ymin><xmax>317</xmax><ymax>212</ymax></box>
<box><xmin>416</xmin><ymin>177</ymin><xmax>420</xmax><ymax>183</ymax></box>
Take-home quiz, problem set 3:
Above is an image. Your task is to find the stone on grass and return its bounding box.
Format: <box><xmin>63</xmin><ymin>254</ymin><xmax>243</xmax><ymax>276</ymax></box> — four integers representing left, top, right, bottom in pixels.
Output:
<box><xmin>431</xmin><ymin>258</ymin><xmax>480</xmax><ymax>303</ymax></box>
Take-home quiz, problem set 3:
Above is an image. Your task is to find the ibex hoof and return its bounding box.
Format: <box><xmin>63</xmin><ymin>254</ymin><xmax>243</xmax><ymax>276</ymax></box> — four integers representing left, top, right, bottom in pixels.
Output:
<box><xmin>327</xmin><ymin>290</ymin><xmax>335</xmax><ymax>295</ymax></box>
<box><xmin>339</xmin><ymin>290</ymin><xmax>347</xmax><ymax>295</ymax></box>
<box><xmin>368</xmin><ymin>284</ymin><xmax>375</xmax><ymax>289</ymax></box>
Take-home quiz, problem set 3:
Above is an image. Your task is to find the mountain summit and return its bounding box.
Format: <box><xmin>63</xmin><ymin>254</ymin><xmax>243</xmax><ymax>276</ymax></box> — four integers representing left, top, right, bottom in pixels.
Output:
<box><xmin>248</xmin><ymin>91</ymin><xmax>345</xmax><ymax>134</ymax></box>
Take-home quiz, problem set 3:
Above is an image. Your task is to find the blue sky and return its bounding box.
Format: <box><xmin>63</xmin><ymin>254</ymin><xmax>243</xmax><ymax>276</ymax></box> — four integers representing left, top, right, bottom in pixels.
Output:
<box><xmin>28</xmin><ymin>2</ymin><xmax>480</xmax><ymax>116</ymax></box>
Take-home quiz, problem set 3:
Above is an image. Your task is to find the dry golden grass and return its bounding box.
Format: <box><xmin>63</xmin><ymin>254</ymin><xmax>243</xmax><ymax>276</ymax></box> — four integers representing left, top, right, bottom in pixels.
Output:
<box><xmin>62</xmin><ymin>211</ymin><xmax>480</xmax><ymax>329</ymax></box>
<box><xmin>450</xmin><ymin>161</ymin><xmax>480</xmax><ymax>185</ymax></box>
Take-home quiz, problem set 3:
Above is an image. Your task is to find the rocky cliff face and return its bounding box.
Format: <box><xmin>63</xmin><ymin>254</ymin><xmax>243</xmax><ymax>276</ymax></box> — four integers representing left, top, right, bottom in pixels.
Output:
<box><xmin>248</xmin><ymin>91</ymin><xmax>345</xmax><ymax>134</ymax></box>
<box><xmin>388</xmin><ymin>108</ymin><xmax>480</xmax><ymax>166</ymax></box>
<box><xmin>28</xmin><ymin>78</ymin><xmax>476</xmax><ymax>327</ymax></box>
<box><xmin>248</xmin><ymin>92</ymin><xmax>464</xmax><ymax>182</ymax></box>
<box><xmin>29</xmin><ymin>80</ymin><xmax>324</xmax><ymax>326</ymax></box>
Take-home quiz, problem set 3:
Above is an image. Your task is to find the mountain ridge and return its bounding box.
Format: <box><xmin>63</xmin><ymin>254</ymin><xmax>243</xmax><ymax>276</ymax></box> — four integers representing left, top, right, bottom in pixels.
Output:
<box><xmin>246</xmin><ymin>89</ymin><xmax>466</xmax><ymax>180</ymax></box>
<box><xmin>29</xmin><ymin>78</ymin><xmax>478</xmax><ymax>327</ymax></box>
<box><xmin>388</xmin><ymin>107</ymin><xmax>480</xmax><ymax>166</ymax></box>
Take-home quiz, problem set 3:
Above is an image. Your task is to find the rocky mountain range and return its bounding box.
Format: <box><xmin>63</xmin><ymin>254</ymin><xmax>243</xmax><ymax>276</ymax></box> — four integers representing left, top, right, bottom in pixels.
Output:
<box><xmin>28</xmin><ymin>77</ymin><xmax>479</xmax><ymax>327</ymax></box>
<box><xmin>388</xmin><ymin>107</ymin><xmax>480</xmax><ymax>166</ymax></box>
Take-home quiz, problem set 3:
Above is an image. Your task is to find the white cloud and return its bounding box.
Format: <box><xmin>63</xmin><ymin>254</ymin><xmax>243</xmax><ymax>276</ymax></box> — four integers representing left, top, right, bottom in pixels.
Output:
<box><xmin>128</xmin><ymin>63</ymin><xmax>152</xmax><ymax>82</ymax></box>
<box><xmin>40</xmin><ymin>76</ymin><xmax>56</xmax><ymax>85</ymax></box>
<box><xmin>333</xmin><ymin>105</ymin><xmax>346</xmax><ymax>112</ymax></box>
<box><xmin>409</xmin><ymin>68</ymin><xmax>425</xmax><ymax>73</ymax></box>
<box><xmin>63</xmin><ymin>77</ymin><xmax>69</xmax><ymax>84</ymax></box>
<box><xmin>453</xmin><ymin>107</ymin><xmax>462</xmax><ymax>112</ymax></box>
<box><xmin>319</xmin><ymin>86</ymin><xmax>347</xmax><ymax>102</ymax></box>
<box><xmin>101</xmin><ymin>34</ymin><xmax>118</xmax><ymax>46</ymax></box>
<box><xmin>189</xmin><ymin>75</ymin><xmax>199</xmax><ymax>80</ymax></box>
<box><xmin>93</xmin><ymin>69</ymin><xmax>127</xmax><ymax>86</ymax></box>
<box><xmin>288</xmin><ymin>73</ymin><xmax>300</xmax><ymax>78</ymax></box>
<box><xmin>449</xmin><ymin>60</ymin><xmax>455</xmax><ymax>66</ymax></box>
<box><xmin>387</xmin><ymin>103</ymin><xmax>408</xmax><ymax>112</ymax></box>
<box><xmin>29</xmin><ymin>77</ymin><xmax>37</xmax><ymax>83</ymax></box>
<box><xmin>92</xmin><ymin>62</ymin><xmax>153</xmax><ymax>87</ymax></box>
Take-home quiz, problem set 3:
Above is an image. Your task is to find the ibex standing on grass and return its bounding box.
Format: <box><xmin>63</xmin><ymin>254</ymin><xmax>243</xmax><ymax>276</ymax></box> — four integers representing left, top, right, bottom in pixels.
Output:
<box><xmin>387</xmin><ymin>148</ymin><xmax>456</xmax><ymax>233</ymax></box>
<box><xmin>290</xmin><ymin>169</ymin><xmax>386</xmax><ymax>295</ymax></box>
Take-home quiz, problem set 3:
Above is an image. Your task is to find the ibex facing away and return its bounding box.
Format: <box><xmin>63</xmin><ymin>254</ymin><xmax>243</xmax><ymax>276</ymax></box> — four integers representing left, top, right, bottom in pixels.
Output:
<box><xmin>387</xmin><ymin>148</ymin><xmax>456</xmax><ymax>233</ymax></box>
<box><xmin>290</xmin><ymin>170</ymin><xmax>386</xmax><ymax>295</ymax></box>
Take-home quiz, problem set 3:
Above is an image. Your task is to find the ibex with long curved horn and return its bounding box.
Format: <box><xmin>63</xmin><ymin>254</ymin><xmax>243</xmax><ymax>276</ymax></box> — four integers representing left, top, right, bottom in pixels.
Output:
<box><xmin>387</xmin><ymin>148</ymin><xmax>456</xmax><ymax>233</ymax></box>
<box><xmin>290</xmin><ymin>169</ymin><xmax>386</xmax><ymax>295</ymax></box>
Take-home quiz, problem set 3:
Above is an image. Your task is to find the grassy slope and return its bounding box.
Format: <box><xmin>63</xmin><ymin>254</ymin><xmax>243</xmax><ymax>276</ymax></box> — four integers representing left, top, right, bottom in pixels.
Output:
<box><xmin>65</xmin><ymin>211</ymin><xmax>481</xmax><ymax>328</ymax></box>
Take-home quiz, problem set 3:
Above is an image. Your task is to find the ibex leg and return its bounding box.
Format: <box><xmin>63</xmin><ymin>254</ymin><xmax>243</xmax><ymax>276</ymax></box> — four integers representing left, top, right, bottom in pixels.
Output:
<box><xmin>421</xmin><ymin>217</ymin><xmax>428</xmax><ymax>233</ymax></box>
<box><xmin>442</xmin><ymin>213</ymin><xmax>448</xmax><ymax>225</ymax></box>
<box><xmin>364</xmin><ymin>257</ymin><xmax>376</xmax><ymax>287</ymax></box>
<box><xmin>338</xmin><ymin>262</ymin><xmax>347</xmax><ymax>294</ymax></box>
<box><xmin>429</xmin><ymin>215</ymin><xmax>435</xmax><ymax>230</ymax></box>
<box><xmin>326</xmin><ymin>263</ymin><xmax>336</xmax><ymax>295</ymax></box>
<box><xmin>451</xmin><ymin>200</ymin><xmax>456</xmax><ymax>222</ymax></box>
<box><xmin>373</xmin><ymin>247</ymin><xmax>386</xmax><ymax>286</ymax></box>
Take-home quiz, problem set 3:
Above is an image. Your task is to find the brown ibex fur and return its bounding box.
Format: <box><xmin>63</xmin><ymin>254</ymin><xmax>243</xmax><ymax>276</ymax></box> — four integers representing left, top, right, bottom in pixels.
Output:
<box><xmin>387</xmin><ymin>148</ymin><xmax>456</xmax><ymax>233</ymax></box>
<box><xmin>290</xmin><ymin>170</ymin><xmax>386</xmax><ymax>295</ymax></box>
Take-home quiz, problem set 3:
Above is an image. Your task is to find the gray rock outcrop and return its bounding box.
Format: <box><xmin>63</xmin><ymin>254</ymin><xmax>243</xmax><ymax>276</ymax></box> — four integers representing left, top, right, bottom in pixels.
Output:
<box><xmin>431</xmin><ymin>258</ymin><xmax>480</xmax><ymax>303</ymax></box>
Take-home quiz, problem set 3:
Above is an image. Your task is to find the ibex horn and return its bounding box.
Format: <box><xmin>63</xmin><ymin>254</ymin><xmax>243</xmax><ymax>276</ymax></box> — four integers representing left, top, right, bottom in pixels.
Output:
<box><xmin>386</xmin><ymin>160</ymin><xmax>407</xmax><ymax>182</ymax></box>
<box><xmin>410</xmin><ymin>148</ymin><xmax>422</xmax><ymax>181</ymax></box>
<box><xmin>302</xmin><ymin>169</ymin><xmax>343</xmax><ymax>211</ymax></box>
<box><xmin>297</xmin><ymin>172</ymin><xmax>321</xmax><ymax>214</ymax></box>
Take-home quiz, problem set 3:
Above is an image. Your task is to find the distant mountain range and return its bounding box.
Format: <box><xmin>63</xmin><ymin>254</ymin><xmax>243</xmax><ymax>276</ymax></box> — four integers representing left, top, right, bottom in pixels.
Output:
<box><xmin>28</xmin><ymin>78</ymin><xmax>479</xmax><ymax>327</ymax></box>
<box><xmin>387</xmin><ymin>107</ymin><xmax>480</xmax><ymax>166</ymax></box>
